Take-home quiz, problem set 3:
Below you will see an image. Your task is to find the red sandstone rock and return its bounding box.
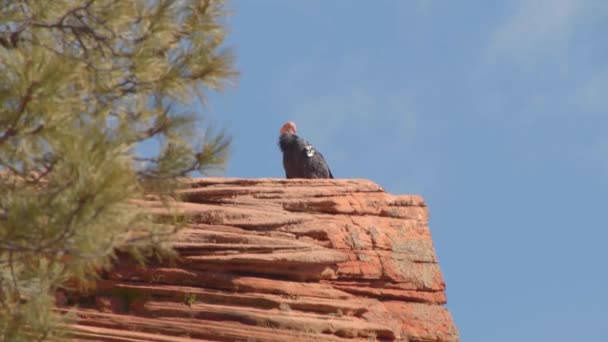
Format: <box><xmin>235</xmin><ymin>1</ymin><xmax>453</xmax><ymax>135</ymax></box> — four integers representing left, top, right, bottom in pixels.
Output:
<box><xmin>68</xmin><ymin>178</ymin><xmax>458</xmax><ymax>341</ymax></box>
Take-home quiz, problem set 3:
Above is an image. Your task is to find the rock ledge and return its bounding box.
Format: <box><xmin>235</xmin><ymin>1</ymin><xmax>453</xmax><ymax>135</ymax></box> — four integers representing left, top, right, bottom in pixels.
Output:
<box><xmin>70</xmin><ymin>178</ymin><xmax>458</xmax><ymax>341</ymax></box>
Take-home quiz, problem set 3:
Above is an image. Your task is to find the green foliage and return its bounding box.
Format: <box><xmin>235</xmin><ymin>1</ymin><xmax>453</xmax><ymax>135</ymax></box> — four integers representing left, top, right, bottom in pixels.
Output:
<box><xmin>183</xmin><ymin>292</ymin><xmax>197</xmax><ymax>307</ymax></box>
<box><xmin>111</xmin><ymin>287</ymin><xmax>149</xmax><ymax>313</ymax></box>
<box><xmin>0</xmin><ymin>0</ymin><xmax>237</xmax><ymax>340</ymax></box>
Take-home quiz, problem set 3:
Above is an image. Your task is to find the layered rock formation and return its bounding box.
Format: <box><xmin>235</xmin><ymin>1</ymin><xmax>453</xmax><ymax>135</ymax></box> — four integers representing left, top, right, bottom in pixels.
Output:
<box><xmin>69</xmin><ymin>178</ymin><xmax>458</xmax><ymax>341</ymax></box>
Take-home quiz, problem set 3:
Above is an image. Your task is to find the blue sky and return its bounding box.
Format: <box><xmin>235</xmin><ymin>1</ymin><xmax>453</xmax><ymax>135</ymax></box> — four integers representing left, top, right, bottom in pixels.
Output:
<box><xmin>202</xmin><ymin>1</ymin><xmax>608</xmax><ymax>340</ymax></box>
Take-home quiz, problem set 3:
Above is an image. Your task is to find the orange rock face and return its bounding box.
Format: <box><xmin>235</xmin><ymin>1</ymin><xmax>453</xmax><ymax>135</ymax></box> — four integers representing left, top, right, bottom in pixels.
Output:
<box><xmin>70</xmin><ymin>178</ymin><xmax>459</xmax><ymax>341</ymax></box>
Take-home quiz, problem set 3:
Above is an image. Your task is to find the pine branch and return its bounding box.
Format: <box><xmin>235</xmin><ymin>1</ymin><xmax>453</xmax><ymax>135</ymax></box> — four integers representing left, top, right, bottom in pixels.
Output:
<box><xmin>0</xmin><ymin>1</ymin><xmax>237</xmax><ymax>339</ymax></box>
<box><xmin>0</xmin><ymin>81</ymin><xmax>36</xmax><ymax>145</ymax></box>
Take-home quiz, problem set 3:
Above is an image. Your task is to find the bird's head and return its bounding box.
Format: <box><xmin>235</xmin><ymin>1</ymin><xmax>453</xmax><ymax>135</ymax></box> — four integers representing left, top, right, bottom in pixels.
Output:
<box><xmin>280</xmin><ymin>121</ymin><xmax>297</xmax><ymax>135</ymax></box>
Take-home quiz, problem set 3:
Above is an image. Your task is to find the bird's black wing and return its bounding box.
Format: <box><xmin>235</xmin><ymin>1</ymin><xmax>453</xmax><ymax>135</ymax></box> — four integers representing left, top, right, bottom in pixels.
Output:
<box><xmin>313</xmin><ymin>149</ymin><xmax>333</xmax><ymax>179</ymax></box>
<box><xmin>280</xmin><ymin>133</ymin><xmax>333</xmax><ymax>179</ymax></box>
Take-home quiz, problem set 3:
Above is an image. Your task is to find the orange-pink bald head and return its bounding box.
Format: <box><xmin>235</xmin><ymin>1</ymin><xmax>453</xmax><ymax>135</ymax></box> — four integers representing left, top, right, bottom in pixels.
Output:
<box><xmin>280</xmin><ymin>121</ymin><xmax>297</xmax><ymax>135</ymax></box>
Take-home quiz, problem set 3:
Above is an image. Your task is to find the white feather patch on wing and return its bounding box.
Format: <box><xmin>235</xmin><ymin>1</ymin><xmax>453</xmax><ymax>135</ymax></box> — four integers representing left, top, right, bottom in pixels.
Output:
<box><xmin>305</xmin><ymin>144</ymin><xmax>315</xmax><ymax>157</ymax></box>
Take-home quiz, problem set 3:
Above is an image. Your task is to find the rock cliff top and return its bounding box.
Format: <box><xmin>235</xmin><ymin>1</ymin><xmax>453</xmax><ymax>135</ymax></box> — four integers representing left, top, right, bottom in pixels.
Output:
<box><xmin>68</xmin><ymin>178</ymin><xmax>458</xmax><ymax>341</ymax></box>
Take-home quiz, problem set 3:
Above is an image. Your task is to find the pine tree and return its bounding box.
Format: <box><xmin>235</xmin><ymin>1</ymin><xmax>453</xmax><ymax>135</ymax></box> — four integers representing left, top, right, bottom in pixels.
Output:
<box><xmin>0</xmin><ymin>1</ymin><xmax>237</xmax><ymax>340</ymax></box>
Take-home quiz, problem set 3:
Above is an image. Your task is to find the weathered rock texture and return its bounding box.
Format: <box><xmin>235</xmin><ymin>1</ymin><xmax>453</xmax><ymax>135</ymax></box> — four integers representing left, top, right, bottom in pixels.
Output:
<box><xmin>69</xmin><ymin>178</ymin><xmax>458</xmax><ymax>341</ymax></box>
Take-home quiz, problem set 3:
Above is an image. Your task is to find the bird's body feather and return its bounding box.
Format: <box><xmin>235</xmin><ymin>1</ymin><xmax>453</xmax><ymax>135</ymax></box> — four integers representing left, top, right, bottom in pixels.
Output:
<box><xmin>279</xmin><ymin>133</ymin><xmax>333</xmax><ymax>179</ymax></box>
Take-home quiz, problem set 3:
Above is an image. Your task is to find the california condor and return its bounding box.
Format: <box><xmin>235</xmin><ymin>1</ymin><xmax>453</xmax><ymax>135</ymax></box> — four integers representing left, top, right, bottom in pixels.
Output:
<box><xmin>278</xmin><ymin>121</ymin><xmax>333</xmax><ymax>179</ymax></box>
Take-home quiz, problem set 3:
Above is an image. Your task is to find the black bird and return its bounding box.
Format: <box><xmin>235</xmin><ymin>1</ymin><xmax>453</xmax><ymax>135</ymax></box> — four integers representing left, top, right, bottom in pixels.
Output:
<box><xmin>278</xmin><ymin>121</ymin><xmax>333</xmax><ymax>179</ymax></box>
